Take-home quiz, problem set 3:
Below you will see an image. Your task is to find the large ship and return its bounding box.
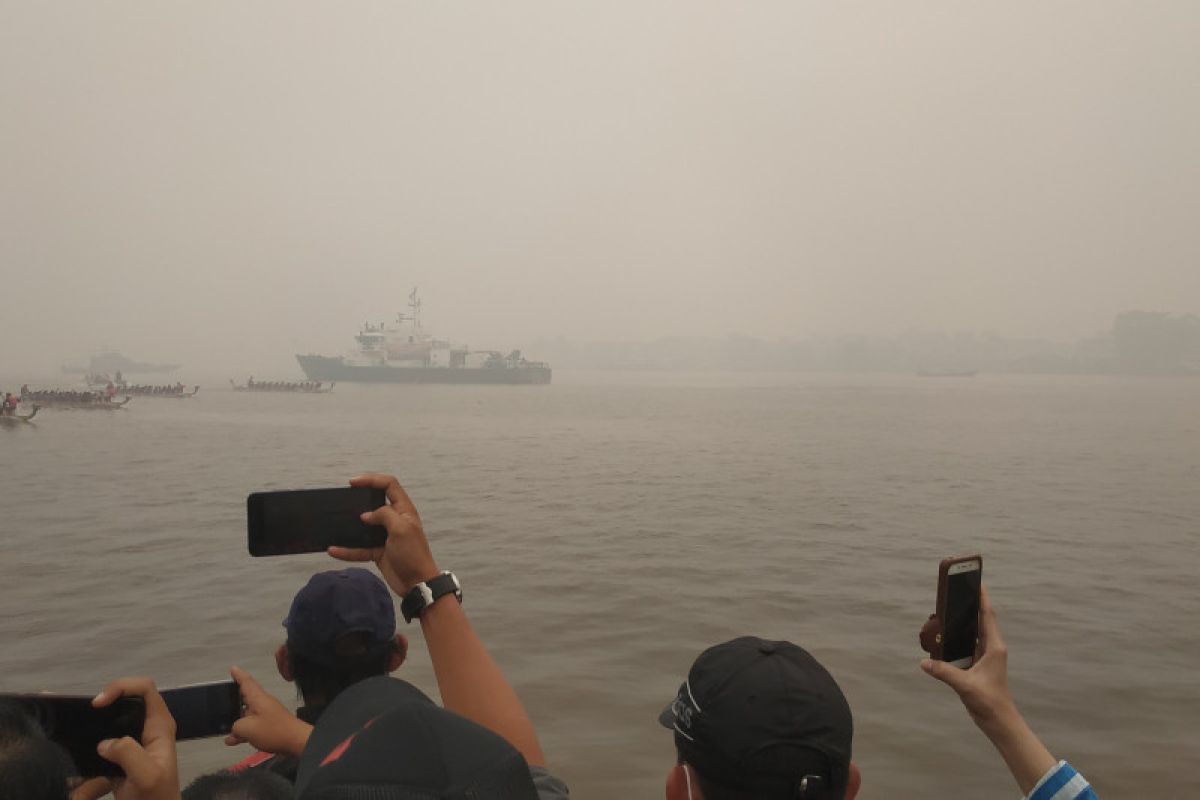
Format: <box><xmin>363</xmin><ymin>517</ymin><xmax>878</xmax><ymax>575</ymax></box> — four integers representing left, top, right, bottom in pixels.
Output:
<box><xmin>295</xmin><ymin>290</ymin><xmax>551</xmax><ymax>385</ymax></box>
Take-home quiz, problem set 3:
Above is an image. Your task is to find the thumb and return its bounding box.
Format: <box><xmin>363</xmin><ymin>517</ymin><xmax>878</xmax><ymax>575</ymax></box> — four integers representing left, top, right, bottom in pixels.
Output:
<box><xmin>97</xmin><ymin>736</ymin><xmax>155</xmax><ymax>787</ymax></box>
<box><xmin>921</xmin><ymin>658</ymin><xmax>970</xmax><ymax>693</ymax></box>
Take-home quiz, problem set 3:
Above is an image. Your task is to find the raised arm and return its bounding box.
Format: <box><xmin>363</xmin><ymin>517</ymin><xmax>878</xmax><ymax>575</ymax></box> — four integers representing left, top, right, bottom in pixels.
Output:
<box><xmin>921</xmin><ymin>587</ymin><xmax>1095</xmax><ymax>798</ymax></box>
<box><xmin>329</xmin><ymin>473</ymin><xmax>546</xmax><ymax>767</ymax></box>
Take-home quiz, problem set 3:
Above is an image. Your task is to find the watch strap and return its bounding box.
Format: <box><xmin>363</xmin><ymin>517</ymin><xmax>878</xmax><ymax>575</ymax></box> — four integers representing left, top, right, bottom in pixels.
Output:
<box><xmin>401</xmin><ymin>571</ymin><xmax>462</xmax><ymax>623</ymax></box>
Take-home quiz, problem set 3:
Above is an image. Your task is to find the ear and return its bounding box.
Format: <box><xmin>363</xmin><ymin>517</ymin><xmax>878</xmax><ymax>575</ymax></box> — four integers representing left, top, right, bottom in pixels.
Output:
<box><xmin>275</xmin><ymin>643</ymin><xmax>293</xmax><ymax>682</ymax></box>
<box><xmin>665</xmin><ymin>763</ymin><xmax>694</xmax><ymax>800</ymax></box>
<box><xmin>843</xmin><ymin>762</ymin><xmax>861</xmax><ymax>799</ymax></box>
<box><xmin>388</xmin><ymin>634</ymin><xmax>409</xmax><ymax>672</ymax></box>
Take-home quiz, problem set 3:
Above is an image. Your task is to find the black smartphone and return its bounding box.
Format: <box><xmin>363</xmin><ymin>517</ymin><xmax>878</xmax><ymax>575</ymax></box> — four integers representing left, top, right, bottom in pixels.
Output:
<box><xmin>0</xmin><ymin>693</ymin><xmax>144</xmax><ymax>777</ymax></box>
<box><xmin>161</xmin><ymin>681</ymin><xmax>241</xmax><ymax>741</ymax></box>
<box><xmin>934</xmin><ymin>555</ymin><xmax>983</xmax><ymax>668</ymax></box>
<box><xmin>247</xmin><ymin>486</ymin><xmax>387</xmax><ymax>556</ymax></box>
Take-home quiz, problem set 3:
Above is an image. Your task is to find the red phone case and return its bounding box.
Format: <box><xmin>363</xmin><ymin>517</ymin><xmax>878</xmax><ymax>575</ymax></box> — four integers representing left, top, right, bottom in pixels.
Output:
<box><xmin>925</xmin><ymin>554</ymin><xmax>982</xmax><ymax>661</ymax></box>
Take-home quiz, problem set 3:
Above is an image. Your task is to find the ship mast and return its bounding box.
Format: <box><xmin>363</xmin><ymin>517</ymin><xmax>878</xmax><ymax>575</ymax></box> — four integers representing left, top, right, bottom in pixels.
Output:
<box><xmin>396</xmin><ymin>286</ymin><xmax>424</xmax><ymax>337</ymax></box>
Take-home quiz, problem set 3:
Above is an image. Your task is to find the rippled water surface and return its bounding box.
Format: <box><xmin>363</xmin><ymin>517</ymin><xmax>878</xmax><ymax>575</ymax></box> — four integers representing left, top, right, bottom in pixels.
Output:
<box><xmin>1</xmin><ymin>371</ymin><xmax>1197</xmax><ymax>797</ymax></box>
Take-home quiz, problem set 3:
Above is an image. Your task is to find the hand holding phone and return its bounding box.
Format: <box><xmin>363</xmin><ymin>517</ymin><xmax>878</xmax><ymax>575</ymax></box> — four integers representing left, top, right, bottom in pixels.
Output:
<box><xmin>921</xmin><ymin>586</ymin><xmax>1016</xmax><ymax>727</ymax></box>
<box><xmin>248</xmin><ymin>486</ymin><xmax>387</xmax><ymax>556</ymax></box>
<box><xmin>91</xmin><ymin>677</ymin><xmax>181</xmax><ymax>800</ymax></box>
<box><xmin>921</xmin><ymin>588</ymin><xmax>1061</xmax><ymax>795</ymax></box>
<box><xmin>328</xmin><ymin>474</ymin><xmax>441</xmax><ymax>597</ymax></box>
<box><xmin>226</xmin><ymin>666</ymin><xmax>312</xmax><ymax>758</ymax></box>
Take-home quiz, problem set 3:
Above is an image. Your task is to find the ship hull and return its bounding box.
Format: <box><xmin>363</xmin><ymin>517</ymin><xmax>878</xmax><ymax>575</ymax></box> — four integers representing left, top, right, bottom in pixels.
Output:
<box><xmin>296</xmin><ymin>355</ymin><xmax>551</xmax><ymax>385</ymax></box>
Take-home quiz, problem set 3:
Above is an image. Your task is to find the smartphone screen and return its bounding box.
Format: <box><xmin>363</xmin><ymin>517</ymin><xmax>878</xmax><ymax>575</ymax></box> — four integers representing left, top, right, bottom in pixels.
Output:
<box><xmin>247</xmin><ymin>487</ymin><xmax>387</xmax><ymax>556</ymax></box>
<box><xmin>0</xmin><ymin>693</ymin><xmax>145</xmax><ymax>777</ymax></box>
<box><xmin>161</xmin><ymin>681</ymin><xmax>241</xmax><ymax>740</ymax></box>
<box><xmin>942</xmin><ymin>557</ymin><xmax>983</xmax><ymax>668</ymax></box>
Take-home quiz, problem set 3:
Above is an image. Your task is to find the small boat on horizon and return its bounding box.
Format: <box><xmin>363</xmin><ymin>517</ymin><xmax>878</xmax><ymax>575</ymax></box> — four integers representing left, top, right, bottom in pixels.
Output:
<box><xmin>62</xmin><ymin>350</ymin><xmax>179</xmax><ymax>375</ymax></box>
<box><xmin>916</xmin><ymin>369</ymin><xmax>978</xmax><ymax>378</ymax></box>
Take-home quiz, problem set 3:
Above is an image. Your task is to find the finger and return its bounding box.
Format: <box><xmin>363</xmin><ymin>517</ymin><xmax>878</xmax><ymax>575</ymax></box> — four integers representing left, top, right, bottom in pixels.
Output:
<box><xmin>921</xmin><ymin>658</ymin><xmax>969</xmax><ymax>693</ymax></box>
<box><xmin>92</xmin><ymin>677</ymin><xmax>176</xmax><ymax>747</ymax></box>
<box><xmin>327</xmin><ymin>545</ymin><xmax>382</xmax><ymax>563</ymax></box>
<box><xmin>977</xmin><ymin>586</ymin><xmax>1004</xmax><ymax>652</ymax></box>
<box><xmin>350</xmin><ymin>473</ymin><xmax>419</xmax><ymax>518</ymax></box>
<box><xmin>361</xmin><ymin>504</ymin><xmax>412</xmax><ymax>533</ymax></box>
<box><xmin>225</xmin><ymin>731</ymin><xmax>248</xmax><ymax>747</ymax></box>
<box><xmin>230</xmin><ymin>666</ymin><xmax>270</xmax><ymax>710</ymax></box>
<box><xmin>97</xmin><ymin>736</ymin><xmax>156</xmax><ymax>787</ymax></box>
<box><xmin>69</xmin><ymin>777</ymin><xmax>112</xmax><ymax>800</ymax></box>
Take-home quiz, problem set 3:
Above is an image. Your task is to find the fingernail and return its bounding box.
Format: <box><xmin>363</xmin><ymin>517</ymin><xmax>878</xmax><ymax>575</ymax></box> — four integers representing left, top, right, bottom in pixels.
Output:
<box><xmin>97</xmin><ymin>739</ymin><xmax>114</xmax><ymax>752</ymax></box>
<box><xmin>920</xmin><ymin>659</ymin><xmax>933</xmax><ymax>672</ymax></box>
<box><xmin>92</xmin><ymin>691</ymin><xmax>106</xmax><ymax>703</ymax></box>
<box><xmin>360</xmin><ymin>511</ymin><xmax>371</xmax><ymax>520</ymax></box>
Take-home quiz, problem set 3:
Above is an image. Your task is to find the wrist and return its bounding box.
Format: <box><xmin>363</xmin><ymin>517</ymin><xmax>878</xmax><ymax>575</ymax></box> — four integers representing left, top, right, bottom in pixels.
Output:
<box><xmin>286</xmin><ymin>720</ymin><xmax>314</xmax><ymax>758</ymax></box>
<box><xmin>398</xmin><ymin>563</ymin><xmax>442</xmax><ymax>594</ymax></box>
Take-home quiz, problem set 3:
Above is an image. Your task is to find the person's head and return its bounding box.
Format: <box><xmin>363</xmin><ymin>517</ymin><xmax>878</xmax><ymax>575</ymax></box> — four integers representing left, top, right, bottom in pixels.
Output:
<box><xmin>277</xmin><ymin>568</ymin><xmax>407</xmax><ymax>715</ymax></box>
<box><xmin>0</xmin><ymin>699</ymin><xmax>74</xmax><ymax>800</ymax></box>
<box><xmin>182</xmin><ymin>769</ymin><xmax>293</xmax><ymax>800</ymax></box>
<box><xmin>660</xmin><ymin>637</ymin><xmax>858</xmax><ymax>800</ymax></box>
<box><xmin>296</xmin><ymin>676</ymin><xmax>538</xmax><ymax>800</ymax></box>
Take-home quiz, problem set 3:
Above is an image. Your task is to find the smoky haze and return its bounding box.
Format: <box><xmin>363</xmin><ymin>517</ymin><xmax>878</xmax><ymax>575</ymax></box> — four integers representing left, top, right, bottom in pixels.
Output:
<box><xmin>2</xmin><ymin>2</ymin><xmax>1198</xmax><ymax>376</ymax></box>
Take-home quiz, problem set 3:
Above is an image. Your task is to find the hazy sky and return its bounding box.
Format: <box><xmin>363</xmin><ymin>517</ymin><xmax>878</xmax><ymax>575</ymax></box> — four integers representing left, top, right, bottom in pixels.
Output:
<box><xmin>3</xmin><ymin>2</ymin><xmax>1198</xmax><ymax>373</ymax></box>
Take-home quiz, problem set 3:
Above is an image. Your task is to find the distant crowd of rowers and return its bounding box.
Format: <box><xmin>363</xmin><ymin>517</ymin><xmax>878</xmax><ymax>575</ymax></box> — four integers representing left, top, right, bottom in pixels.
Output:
<box><xmin>14</xmin><ymin>385</ymin><xmax>125</xmax><ymax>405</ymax></box>
<box><xmin>233</xmin><ymin>377</ymin><xmax>332</xmax><ymax>393</ymax></box>
<box><xmin>121</xmin><ymin>382</ymin><xmax>197</xmax><ymax>396</ymax></box>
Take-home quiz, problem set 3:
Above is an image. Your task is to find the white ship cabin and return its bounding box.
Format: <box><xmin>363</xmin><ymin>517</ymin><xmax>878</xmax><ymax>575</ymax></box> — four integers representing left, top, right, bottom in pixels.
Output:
<box><xmin>351</xmin><ymin>321</ymin><xmax>468</xmax><ymax>368</ymax></box>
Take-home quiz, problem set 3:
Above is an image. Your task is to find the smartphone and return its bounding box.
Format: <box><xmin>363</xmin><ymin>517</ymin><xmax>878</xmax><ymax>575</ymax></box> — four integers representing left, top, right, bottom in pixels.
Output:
<box><xmin>0</xmin><ymin>693</ymin><xmax>144</xmax><ymax>777</ymax></box>
<box><xmin>247</xmin><ymin>486</ymin><xmax>387</xmax><ymax>556</ymax></box>
<box><xmin>934</xmin><ymin>555</ymin><xmax>983</xmax><ymax>668</ymax></box>
<box><xmin>161</xmin><ymin>681</ymin><xmax>241</xmax><ymax>741</ymax></box>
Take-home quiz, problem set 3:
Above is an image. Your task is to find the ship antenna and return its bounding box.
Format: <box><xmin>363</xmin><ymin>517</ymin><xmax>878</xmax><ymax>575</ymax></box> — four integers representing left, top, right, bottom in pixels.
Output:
<box><xmin>409</xmin><ymin>286</ymin><xmax>422</xmax><ymax>335</ymax></box>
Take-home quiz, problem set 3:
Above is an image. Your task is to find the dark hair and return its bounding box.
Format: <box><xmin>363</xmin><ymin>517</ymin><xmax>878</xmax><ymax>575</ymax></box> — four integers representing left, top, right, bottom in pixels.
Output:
<box><xmin>287</xmin><ymin>631</ymin><xmax>396</xmax><ymax>713</ymax></box>
<box><xmin>182</xmin><ymin>769</ymin><xmax>293</xmax><ymax>800</ymax></box>
<box><xmin>0</xmin><ymin>700</ymin><xmax>74</xmax><ymax>800</ymax></box>
<box><xmin>691</xmin><ymin>764</ymin><xmax>840</xmax><ymax>800</ymax></box>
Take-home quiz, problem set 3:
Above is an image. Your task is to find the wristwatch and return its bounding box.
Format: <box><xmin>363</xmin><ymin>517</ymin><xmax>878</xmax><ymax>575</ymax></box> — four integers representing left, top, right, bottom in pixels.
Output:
<box><xmin>401</xmin><ymin>571</ymin><xmax>462</xmax><ymax>623</ymax></box>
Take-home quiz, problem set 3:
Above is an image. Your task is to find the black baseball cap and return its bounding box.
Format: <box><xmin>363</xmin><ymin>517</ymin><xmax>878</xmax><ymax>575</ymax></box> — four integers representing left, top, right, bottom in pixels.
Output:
<box><xmin>658</xmin><ymin>637</ymin><xmax>853</xmax><ymax>799</ymax></box>
<box><xmin>296</xmin><ymin>675</ymin><xmax>538</xmax><ymax>800</ymax></box>
<box><xmin>284</xmin><ymin>568</ymin><xmax>395</xmax><ymax>665</ymax></box>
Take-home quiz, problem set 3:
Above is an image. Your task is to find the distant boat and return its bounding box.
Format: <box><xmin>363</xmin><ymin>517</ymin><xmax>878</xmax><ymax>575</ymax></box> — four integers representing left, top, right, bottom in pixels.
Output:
<box><xmin>916</xmin><ymin>369</ymin><xmax>978</xmax><ymax>378</ymax></box>
<box><xmin>230</xmin><ymin>379</ymin><xmax>334</xmax><ymax>394</ymax></box>
<box><xmin>0</xmin><ymin>406</ymin><xmax>39</xmax><ymax>425</ymax></box>
<box><xmin>62</xmin><ymin>351</ymin><xmax>179</xmax><ymax>375</ymax></box>
<box><xmin>296</xmin><ymin>288</ymin><xmax>552</xmax><ymax>385</ymax></box>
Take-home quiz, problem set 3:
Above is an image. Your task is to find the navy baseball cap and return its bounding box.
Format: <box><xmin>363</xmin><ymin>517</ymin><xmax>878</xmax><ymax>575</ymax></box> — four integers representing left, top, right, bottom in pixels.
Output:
<box><xmin>284</xmin><ymin>569</ymin><xmax>396</xmax><ymax>665</ymax></box>
<box><xmin>659</xmin><ymin>637</ymin><xmax>853</xmax><ymax>799</ymax></box>
<box><xmin>296</xmin><ymin>676</ymin><xmax>538</xmax><ymax>800</ymax></box>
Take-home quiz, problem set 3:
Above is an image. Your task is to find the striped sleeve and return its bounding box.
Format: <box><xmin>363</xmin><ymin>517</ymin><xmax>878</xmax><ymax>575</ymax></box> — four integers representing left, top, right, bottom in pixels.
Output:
<box><xmin>1025</xmin><ymin>760</ymin><xmax>1098</xmax><ymax>800</ymax></box>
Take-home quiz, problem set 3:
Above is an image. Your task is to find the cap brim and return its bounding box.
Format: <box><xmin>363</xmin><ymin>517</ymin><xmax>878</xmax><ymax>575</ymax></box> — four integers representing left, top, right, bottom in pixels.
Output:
<box><xmin>658</xmin><ymin>702</ymin><xmax>676</xmax><ymax>729</ymax></box>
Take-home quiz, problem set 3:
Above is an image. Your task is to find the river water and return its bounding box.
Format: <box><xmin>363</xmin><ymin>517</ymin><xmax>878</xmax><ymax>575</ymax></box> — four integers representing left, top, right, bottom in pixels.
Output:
<box><xmin>1</xmin><ymin>371</ymin><xmax>1196</xmax><ymax>798</ymax></box>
